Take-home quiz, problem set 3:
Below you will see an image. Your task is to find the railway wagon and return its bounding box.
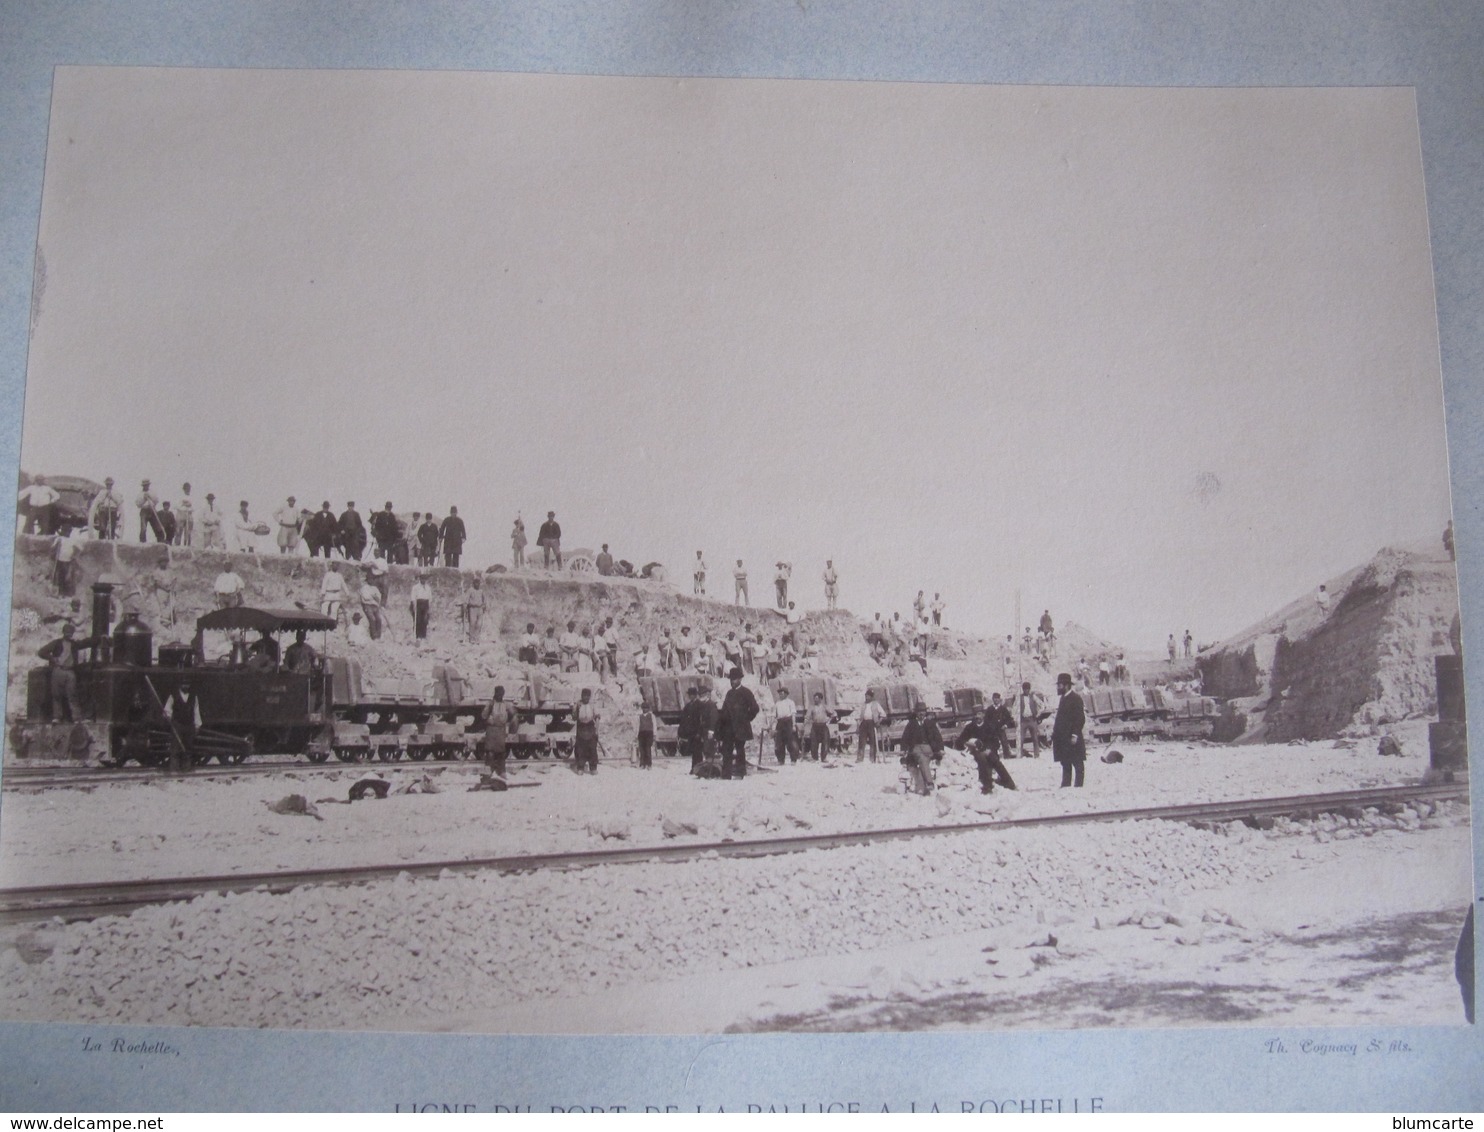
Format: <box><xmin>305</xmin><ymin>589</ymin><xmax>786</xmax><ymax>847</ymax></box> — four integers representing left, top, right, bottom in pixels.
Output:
<box><xmin>326</xmin><ymin>669</ymin><xmax>574</xmax><ymax>762</ymax></box>
<box><xmin>935</xmin><ymin>686</ymin><xmax>987</xmax><ymax>735</ymax></box>
<box><xmin>864</xmin><ymin>682</ymin><xmax>927</xmax><ymax>752</ymax></box>
<box><xmin>1083</xmin><ymin>686</ymin><xmax>1220</xmax><ymax>743</ymax></box>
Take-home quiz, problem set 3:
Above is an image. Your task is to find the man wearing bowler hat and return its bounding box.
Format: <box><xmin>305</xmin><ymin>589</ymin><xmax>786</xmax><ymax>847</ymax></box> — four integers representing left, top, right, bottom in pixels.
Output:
<box><xmin>715</xmin><ymin>667</ymin><xmax>760</xmax><ymax>780</ymax></box>
<box><xmin>1052</xmin><ymin>671</ymin><xmax>1088</xmax><ymax>788</ymax></box>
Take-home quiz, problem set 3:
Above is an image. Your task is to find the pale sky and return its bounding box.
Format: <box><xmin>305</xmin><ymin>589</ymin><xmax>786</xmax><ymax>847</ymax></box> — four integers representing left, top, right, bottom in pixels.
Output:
<box><xmin>21</xmin><ymin>68</ymin><xmax>1453</xmax><ymax>649</ymax></box>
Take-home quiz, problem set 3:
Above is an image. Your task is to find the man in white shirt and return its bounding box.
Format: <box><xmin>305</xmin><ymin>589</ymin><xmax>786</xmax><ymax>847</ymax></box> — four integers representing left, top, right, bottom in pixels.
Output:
<box><xmin>734</xmin><ymin>560</ymin><xmax>748</xmax><ymax>606</ymax></box>
<box><xmin>772</xmin><ymin>688</ymin><xmax>800</xmax><ymax>764</ymax></box>
<box><xmin>136</xmin><ymin>480</ymin><xmax>165</xmax><ymax>543</ymax></box>
<box><xmin>347</xmin><ymin>612</ymin><xmax>371</xmax><ymax>646</ymax></box>
<box><xmin>856</xmin><ymin>689</ymin><xmax>886</xmax><ymax>763</ymax></box>
<box><xmin>774</xmin><ymin>562</ymin><xmax>791</xmax><ymax>609</ymax></box>
<box><xmin>822</xmin><ymin>561</ymin><xmax>839</xmax><ymax>610</ymax></box>
<box><xmin>89</xmin><ymin>478</ymin><xmax>123</xmax><ymax>540</ymax></box>
<box><xmin>784</xmin><ymin>601</ymin><xmax>803</xmax><ymax>652</ymax></box>
<box><xmin>274</xmin><ymin>497</ymin><xmax>304</xmax><ymax>554</ymax></box>
<box><xmin>176</xmin><ymin>483</ymin><xmax>195</xmax><ymax>547</ymax></box>
<box><xmin>1017</xmin><ymin>681</ymin><xmax>1045</xmax><ymax>758</ymax></box>
<box><xmin>358</xmin><ymin>577</ymin><xmax>384</xmax><ymax>640</ymax></box>
<box><xmin>18</xmin><ymin>475</ymin><xmax>59</xmax><ymax>535</ymax></box>
<box><xmin>931</xmin><ymin>594</ymin><xmax>945</xmax><ymax>627</ymax></box>
<box><xmin>755</xmin><ymin>637</ymin><xmax>774</xmax><ymax>681</ymax></box>
<box><xmin>508</xmin><ymin>622</ymin><xmax>534</xmax><ymax>665</ymax></box>
<box><xmin>675</xmin><ymin>626</ymin><xmax>695</xmax><ymax>670</ymax></box>
<box><xmin>601</xmin><ymin>617</ymin><xmax>620</xmax><ymax>676</ymax></box>
<box><xmin>197</xmin><ymin>493</ymin><xmax>225</xmax><ymax>550</ymax></box>
<box><xmin>693</xmin><ymin>550</ymin><xmax>707</xmax><ymax>596</ymax></box>
<box><xmin>234</xmin><ymin>501</ymin><xmax>262</xmax><ymax>554</ymax></box>
<box><xmin>409</xmin><ymin>574</ymin><xmax>433</xmax><ymax>640</ymax></box>
<box><xmin>52</xmin><ymin>525</ymin><xmax>87</xmax><ymax>596</ymax></box>
<box><xmin>320</xmin><ymin>563</ymin><xmax>347</xmax><ymax>623</ymax></box>
<box><xmin>559</xmin><ymin>620</ymin><xmax>583</xmax><ymax>672</ymax></box>
<box><xmin>213</xmin><ymin>568</ymin><xmax>245</xmax><ymax>609</ymax></box>
<box><xmin>459</xmin><ymin>577</ymin><xmax>487</xmax><ymax>642</ymax></box>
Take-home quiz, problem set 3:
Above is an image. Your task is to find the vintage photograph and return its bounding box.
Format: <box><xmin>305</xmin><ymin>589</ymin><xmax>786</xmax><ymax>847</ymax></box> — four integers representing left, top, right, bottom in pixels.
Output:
<box><xmin>0</xmin><ymin>67</ymin><xmax>1470</xmax><ymax>1035</ymax></box>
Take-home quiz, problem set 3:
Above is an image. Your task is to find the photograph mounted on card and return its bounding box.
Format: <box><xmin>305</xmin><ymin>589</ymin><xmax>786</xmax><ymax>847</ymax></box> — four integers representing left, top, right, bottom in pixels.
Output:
<box><xmin>1</xmin><ymin>66</ymin><xmax>1469</xmax><ymax>1036</ymax></box>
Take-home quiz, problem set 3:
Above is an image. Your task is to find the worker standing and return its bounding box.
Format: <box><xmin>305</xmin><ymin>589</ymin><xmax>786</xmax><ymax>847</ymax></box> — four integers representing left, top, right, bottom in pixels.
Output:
<box><xmin>772</xmin><ymin>686</ymin><xmax>800</xmax><ymax>764</ymax></box>
<box><xmin>1017</xmin><ymin>681</ymin><xmax>1044</xmax><ymax>757</ymax></box>
<box><xmin>572</xmin><ymin>688</ymin><xmax>599</xmax><ymax>774</ymax></box>
<box><xmin>409</xmin><ymin>573</ymin><xmax>432</xmax><ymax>640</ymax></box>
<box><xmin>857</xmin><ymin>689</ymin><xmax>885</xmax><ymax>763</ymax></box>
<box><xmin>274</xmin><ymin>497</ymin><xmax>303</xmax><ymax>554</ymax></box>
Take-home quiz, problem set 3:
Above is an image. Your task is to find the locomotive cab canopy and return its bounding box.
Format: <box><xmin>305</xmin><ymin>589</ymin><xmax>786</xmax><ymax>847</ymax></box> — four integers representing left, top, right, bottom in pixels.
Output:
<box><xmin>192</xmin><ymin>607</ymin><xmax>337</xmax><ymax>671</ymax></box>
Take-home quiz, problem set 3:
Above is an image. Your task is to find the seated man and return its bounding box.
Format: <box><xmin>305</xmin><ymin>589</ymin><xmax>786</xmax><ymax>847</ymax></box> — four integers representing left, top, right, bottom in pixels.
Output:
<box><xmin>956</xmin><ymin>709</ymin><xmax>1018</xmax><ymax>794</ymax></box>
<box><xmin>283</xmin><ymin>629</ymin><xmax>318</xmax><ymax>674</ymax></box>
<box><xmin>898</xmin><ymin>704</ymin><xmax>943</xmax><ymax>795</ymax></box>
<box><xmin>246</xmin><ymin>631</ymin><xmax>280</xmax><ymax>671</ymax></box>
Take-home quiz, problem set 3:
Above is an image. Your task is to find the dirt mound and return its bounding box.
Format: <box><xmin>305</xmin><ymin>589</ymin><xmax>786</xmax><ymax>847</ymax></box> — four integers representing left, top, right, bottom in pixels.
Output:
<box><xmin>1196</xmin><ymin>542</ymin><xmax>1459</xmax><ymax>741</ymax></box>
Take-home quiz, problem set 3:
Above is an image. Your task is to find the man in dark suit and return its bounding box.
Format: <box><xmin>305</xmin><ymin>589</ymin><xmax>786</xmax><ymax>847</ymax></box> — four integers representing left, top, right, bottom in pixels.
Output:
<box><xmin>1052</xmin><ymin>671</ymin><xmax>1087</xmax><ymax>788</ymax></box>
<box><xmin>440</xmin><ymin>506</ymin><xmax>467</xmax><ymax>568</ymax></box>
<box><xmin>899</xmin><ymin>703</ymin><xmax>944</xmax><ymax>795</ymax></box>
<box><xmin>715</xmin><ymin>667</ymin><xmax>760</xmax><ymax>780</ymax></box>
<box><xmin>371</xmin><ymin>502</ymin><xmax>400</xmax><ymax>561</ymax></box>
<box><xmin>677</xmin><ymin>685</ymin><xmax>706</xmax><ymax>775</ymax></box>
<box><xmin>337</xmin><ymin>502</ymin><xmax>367</xmax><ymax>561</ymax></box>
<box><xmin>956</xmin><ymin>709</ymin><xmax>1017</xmax><ymax>794</ymax></box>
<box><xmin>304</xmin><ymin>502</ymin><xmax>338</xmax><ymax>558</ymax></box>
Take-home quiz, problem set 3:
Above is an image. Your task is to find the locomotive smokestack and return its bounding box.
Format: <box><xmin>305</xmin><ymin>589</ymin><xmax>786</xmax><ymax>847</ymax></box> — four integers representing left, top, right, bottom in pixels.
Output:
<box><xmin>90</xmin><ymin>580</ymin><xmax>115</xmax><ymax>662</ymax></box>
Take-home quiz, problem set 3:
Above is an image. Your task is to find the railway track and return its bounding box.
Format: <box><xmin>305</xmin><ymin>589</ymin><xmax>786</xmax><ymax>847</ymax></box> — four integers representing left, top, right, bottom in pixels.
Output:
<box><xmin>0</xmin><ymin>781</ymin><xmax>1465</xmax><ymax>925</ymax></box>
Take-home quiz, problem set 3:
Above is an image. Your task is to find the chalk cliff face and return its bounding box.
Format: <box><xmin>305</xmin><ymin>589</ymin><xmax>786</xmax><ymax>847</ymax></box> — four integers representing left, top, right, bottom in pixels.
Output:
<box><xmin>1197</xmin><ymin>542</ymin><xmax>1460</xmax><ymax>742</ymax></box>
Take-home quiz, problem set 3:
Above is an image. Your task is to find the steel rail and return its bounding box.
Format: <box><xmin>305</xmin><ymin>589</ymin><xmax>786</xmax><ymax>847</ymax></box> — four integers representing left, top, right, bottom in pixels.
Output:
<box><xmin>0</xmin><ymin>780</ymin><xmax>1466</xmax><ymax>925</ymax></box>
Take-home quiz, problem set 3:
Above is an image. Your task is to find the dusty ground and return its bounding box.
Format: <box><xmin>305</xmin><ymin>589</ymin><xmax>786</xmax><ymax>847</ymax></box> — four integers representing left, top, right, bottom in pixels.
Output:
<box><xmin>0</xmin><ymin>723</ymin><xmax>1439</xmax><ymax>887</ymax></box>
<box><xmin>0</xmin><ymin>726</ymin><xmax>1470</xmax><ymax>1033</ymax></box>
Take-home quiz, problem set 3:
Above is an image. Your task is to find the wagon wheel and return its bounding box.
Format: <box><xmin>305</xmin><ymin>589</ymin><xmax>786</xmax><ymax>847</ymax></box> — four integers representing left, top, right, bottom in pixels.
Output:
<box><xmin>334</xmin><ymin>746</ymin><xmax>360</xmax><ymax>762</ymax></box>
<box><xmin>407</xmin><ymin>746</ymin><xmax>429</xmax><ymax>761</ymax></box>
<box><xmin>378</xmin><ymin>746</ymin><xmax>400</xmax><ymax>762</ymax></box>
<box><xmin>306</xmin><ymin>748</ymin><xmax>331</xmax><ymax>764</ymax></box>
<box><xmin>566</xmin><ymin>554</ymin><xmax>597</xmax><ymax>574</ymax></box>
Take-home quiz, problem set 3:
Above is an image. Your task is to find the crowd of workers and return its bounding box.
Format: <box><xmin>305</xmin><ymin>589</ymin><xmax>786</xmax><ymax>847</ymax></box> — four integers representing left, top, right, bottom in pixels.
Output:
<box><xmin>567</xmin><ymin>667</ymin><xmax>1089</xmax><ymax>793</ymax></box>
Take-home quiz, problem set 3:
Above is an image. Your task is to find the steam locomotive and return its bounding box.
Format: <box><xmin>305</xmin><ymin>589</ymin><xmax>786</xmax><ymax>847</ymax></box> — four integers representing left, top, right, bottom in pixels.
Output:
<box><xmin>15</xmin><ymin>581</ymin><xmax>572</xmax><ymax>767</ymax></box>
